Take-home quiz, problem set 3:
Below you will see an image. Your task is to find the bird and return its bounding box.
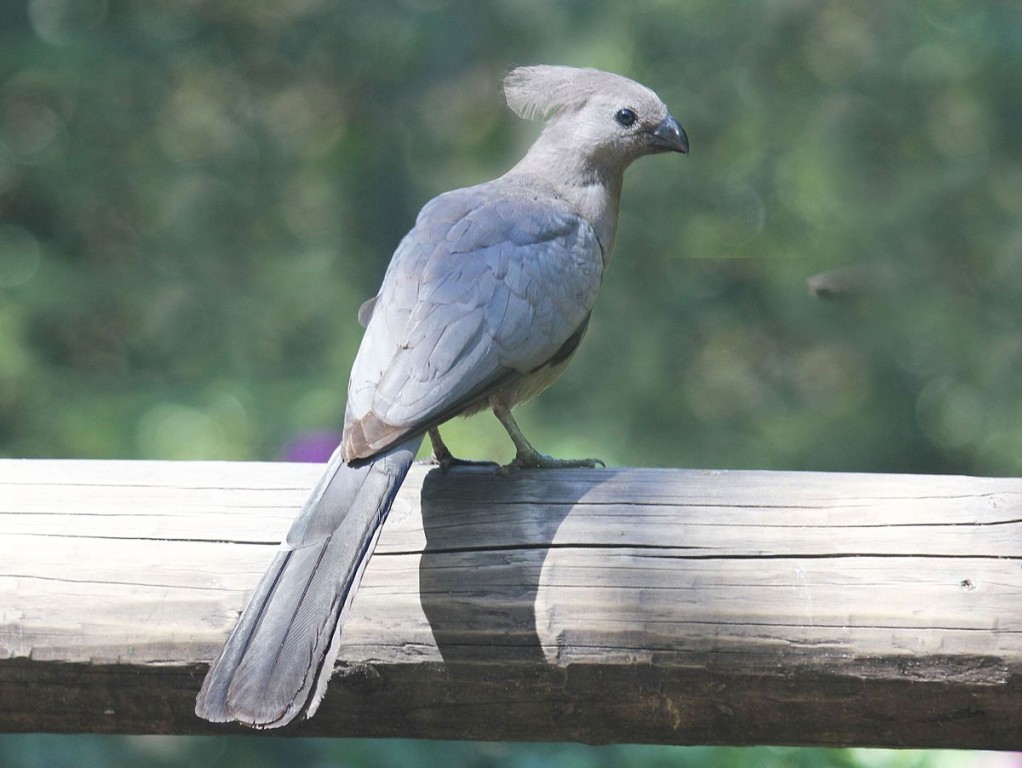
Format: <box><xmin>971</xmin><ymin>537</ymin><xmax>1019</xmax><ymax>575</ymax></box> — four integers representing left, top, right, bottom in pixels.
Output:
<box><xmin>195</xmin><ymin>64</ymin><xmax>688</xmax><ymax>729</ymax></box>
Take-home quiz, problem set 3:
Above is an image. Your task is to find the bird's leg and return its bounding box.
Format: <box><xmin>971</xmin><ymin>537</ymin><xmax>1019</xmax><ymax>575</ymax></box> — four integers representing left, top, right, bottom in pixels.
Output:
<box><xmin>427</xmin><ymin>427</ymin><xmax>498</xmax><ymax>472</ymax></box>
<box><xmin>490</xmin><ymin>399</ymin><xmax>604</xmax><ymax>474</ymax></box>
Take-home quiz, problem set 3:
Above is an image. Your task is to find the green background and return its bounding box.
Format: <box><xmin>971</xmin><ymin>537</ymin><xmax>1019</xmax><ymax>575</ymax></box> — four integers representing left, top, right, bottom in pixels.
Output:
<box><xmin>1</xmin><ymin>0</ymin><xmax>1019</xmax><ymax>765</ymax></box>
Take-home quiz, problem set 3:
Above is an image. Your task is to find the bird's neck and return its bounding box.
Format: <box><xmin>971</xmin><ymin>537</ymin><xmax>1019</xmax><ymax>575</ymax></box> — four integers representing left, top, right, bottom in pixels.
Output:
<box><xmin>507</xmin><ymin>142</ymin><xmax>625</xmax><ymax>263</ymax></box>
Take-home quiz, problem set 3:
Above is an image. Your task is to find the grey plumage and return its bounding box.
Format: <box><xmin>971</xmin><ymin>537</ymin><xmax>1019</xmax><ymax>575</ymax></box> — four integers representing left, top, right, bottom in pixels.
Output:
<box><xmin>344</xmin><ymin>181</ymin><xmax>603</xmax><ymax>458</ymax></box>
<box><xmin>195</xmin><ymin>438</ymin><xmax>419</xmax><ymax>727</ymax></box>
<box><xmin>195</xmin><ymin>65</ymin><xmax>687</xmax><ymax>728</ymax></box>
<box><xmin>504</xmin><ymin>65</ymin><xmax>661</xmax><ymax>121</ymax></box>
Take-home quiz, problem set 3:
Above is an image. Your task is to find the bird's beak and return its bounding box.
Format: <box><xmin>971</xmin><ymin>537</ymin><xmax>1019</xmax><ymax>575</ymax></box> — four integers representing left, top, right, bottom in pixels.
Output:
<box><xmin>651</xmin><ymin>114</ymin><xmax>689</xmax><ymax>154</ymax></box>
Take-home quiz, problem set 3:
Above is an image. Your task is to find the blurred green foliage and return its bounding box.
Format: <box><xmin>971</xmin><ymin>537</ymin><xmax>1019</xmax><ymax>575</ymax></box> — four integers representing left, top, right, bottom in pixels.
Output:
<box><xmin>1</xmin><ymin>0</ymin><xmax>1021</xmax><ymax>474</ymax></box>
<box><xmin>1</xmin><ymin>0</ymin><xmax>1020</xmax><ymax>765</ymax></box>
<box><xmin>1</xmin><ymin>736</ymin><xmax>1017</xmax><ymax>768</ymax></box>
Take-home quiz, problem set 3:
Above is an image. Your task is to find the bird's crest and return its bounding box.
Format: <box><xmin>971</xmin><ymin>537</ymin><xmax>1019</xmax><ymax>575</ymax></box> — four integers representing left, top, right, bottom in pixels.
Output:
<box><xmin>503</xmin><ymin>65</ymin><xmax>651</xmax><ymax>121</ymax></box>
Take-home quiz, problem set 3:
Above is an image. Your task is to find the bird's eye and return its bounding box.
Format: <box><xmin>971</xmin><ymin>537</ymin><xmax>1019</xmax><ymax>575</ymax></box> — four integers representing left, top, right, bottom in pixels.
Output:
<box><xmin>615</xmin><ymin>108</ymin><xmax>638</xmax><ymax>127</ymax></box>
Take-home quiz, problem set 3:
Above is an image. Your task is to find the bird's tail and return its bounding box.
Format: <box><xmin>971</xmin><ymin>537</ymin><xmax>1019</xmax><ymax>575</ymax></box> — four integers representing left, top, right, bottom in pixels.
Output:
<box><xmin>195</xmin><ymin>436</ymin><xmax>422</xmax><ymax>728</ymax></box>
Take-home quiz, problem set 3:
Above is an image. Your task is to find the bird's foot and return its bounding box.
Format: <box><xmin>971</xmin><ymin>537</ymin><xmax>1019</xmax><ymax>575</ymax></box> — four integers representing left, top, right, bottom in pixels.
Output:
<box><xmin>499</xmin><ymin>448</ymin><xmax>605</xmax><ymax>475</ymax></box>
<box><xmin>428</xmin><ymin>433</ymin><xmax>499</xmax><ymax>473</ymax></box>
<box><xmin>431</xmin><ymin>453</ymin><xmax>500</xmax><ymax>473</ymax></box>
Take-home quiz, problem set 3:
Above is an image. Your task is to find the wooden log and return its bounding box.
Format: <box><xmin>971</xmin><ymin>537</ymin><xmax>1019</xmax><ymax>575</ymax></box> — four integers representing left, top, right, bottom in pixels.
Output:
<box><xmin>0</xmin><ymin>459</ymin><xmax>1020</xmax><ymax>747</ymax></box>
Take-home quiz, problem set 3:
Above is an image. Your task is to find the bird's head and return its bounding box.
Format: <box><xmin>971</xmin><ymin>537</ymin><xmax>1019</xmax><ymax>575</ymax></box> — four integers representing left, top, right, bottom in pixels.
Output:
<box><xmin>504</xmin><ymin>65</ymin><xmax>688</xmax><ymax>171</ymax></box>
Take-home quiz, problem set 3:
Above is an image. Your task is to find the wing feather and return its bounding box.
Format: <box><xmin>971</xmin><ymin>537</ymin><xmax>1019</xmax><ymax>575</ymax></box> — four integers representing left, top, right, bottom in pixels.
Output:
<box><xmin>343</xmin><ymin>180</ymin><xmax>603</xmax><ymax>459</ymax></box>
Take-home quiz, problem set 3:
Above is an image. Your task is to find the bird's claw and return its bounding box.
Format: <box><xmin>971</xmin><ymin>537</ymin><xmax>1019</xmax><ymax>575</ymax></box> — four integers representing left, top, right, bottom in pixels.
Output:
<box><xmin>429</xmin><ymin>452</ymin><xmax>500</xmax><ymax>473</ymax></box>
<box><xmin>498</xmin><ymin>451</ymin><xmax>605</xmax><ymax>475</ymax></box>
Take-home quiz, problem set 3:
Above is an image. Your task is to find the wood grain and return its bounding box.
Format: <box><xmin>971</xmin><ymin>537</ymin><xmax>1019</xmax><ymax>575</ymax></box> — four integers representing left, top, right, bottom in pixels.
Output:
<box><xmin>1</xmin><ymin>459</ymin><xmax>1020</xmax><ymax>746</ymax></box>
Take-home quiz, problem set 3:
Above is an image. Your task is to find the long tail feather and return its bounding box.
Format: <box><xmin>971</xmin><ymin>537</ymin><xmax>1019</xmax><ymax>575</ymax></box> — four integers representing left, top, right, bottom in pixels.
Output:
<box><xmin>195</xmin><ymin>437</ymin><xmax>421</xmax><ymax>728</ymax></box>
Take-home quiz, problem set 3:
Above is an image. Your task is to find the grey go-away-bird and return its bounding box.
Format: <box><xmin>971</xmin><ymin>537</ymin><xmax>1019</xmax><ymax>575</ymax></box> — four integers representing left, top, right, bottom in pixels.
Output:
<box><xmin>195</xmin><ymin>65</ymin><xmax>688</xmax><ymax>728</ymax></box>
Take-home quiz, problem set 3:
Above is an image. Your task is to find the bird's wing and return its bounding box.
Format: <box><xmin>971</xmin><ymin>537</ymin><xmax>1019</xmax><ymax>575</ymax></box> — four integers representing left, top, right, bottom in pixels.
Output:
<box><xmin>343</xmin><ymin>181</ymin><xmax>603</xmax><ymax>459</ymax></box>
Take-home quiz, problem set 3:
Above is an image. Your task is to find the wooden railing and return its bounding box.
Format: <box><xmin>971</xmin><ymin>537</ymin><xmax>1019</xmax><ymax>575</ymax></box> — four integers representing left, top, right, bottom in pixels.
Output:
<box><xmin>1</xmin><ymin>459</ymin><xmax>1019</xmax><ymax>747</ymax></box>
